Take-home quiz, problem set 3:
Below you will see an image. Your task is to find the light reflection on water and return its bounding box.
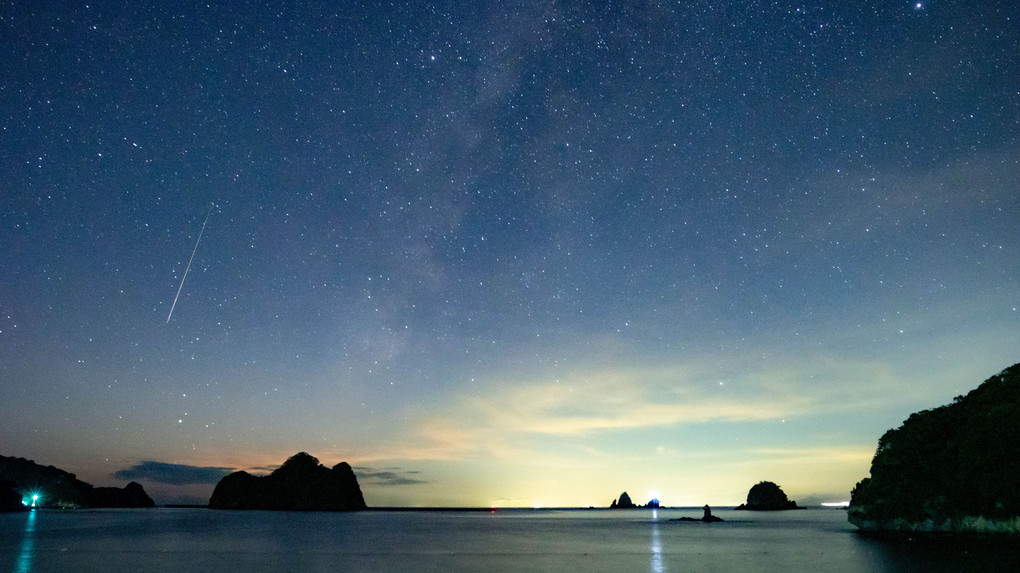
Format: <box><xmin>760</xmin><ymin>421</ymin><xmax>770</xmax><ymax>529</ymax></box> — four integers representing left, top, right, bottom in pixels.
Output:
<box><xmin>15</xmin><ymin>509</ymin><xmax>36</xmax><ymax>573</ymax></box>
<box><xmin>1</xmin><ymin>508</ymin><xmax>1017</xmax><ymax>572</ymax></box>
<box><xmin>650</xmin><ymin>509</ymin><xmax>663</xmax><ymax>573</ymax></box>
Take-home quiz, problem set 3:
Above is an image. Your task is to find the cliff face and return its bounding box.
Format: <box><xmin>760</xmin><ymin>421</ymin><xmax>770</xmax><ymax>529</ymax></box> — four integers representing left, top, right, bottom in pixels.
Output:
<box><xmin>209</xmin><ymin>452</ymin><xmax>367</xmax><ymax>511</ymax></box>
<box><xmin>849</xmin><ymin>363</ymin><xmax>1020</xmax><ymax>534</ymax></box>
<box><xmin>0</xmin><ymin>455</ymin><xmax>155</xmax><ymax>509</ymax></box>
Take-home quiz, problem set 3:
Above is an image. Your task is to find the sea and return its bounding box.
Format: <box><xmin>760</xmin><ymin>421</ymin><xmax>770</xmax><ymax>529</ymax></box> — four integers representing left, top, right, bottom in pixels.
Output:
<box><xmin>2</xmin><ymin>506</ymin><xmax>1017</xmax><ymax>572</ymax></box>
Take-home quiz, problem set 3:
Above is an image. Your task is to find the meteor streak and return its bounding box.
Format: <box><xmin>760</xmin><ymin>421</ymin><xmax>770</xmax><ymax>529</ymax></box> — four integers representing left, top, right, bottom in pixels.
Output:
<box><xmin>167</xmin><ymin>204</ymin><xmax>214</xmax><ymax>324</ymax></box>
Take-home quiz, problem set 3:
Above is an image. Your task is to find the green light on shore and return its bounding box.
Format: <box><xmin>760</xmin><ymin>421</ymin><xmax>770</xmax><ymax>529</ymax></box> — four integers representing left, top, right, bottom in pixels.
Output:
<box><xmin>22</xmin><ymin>491</ymin><xmax>43</xmax><ymax>507</ymax></box>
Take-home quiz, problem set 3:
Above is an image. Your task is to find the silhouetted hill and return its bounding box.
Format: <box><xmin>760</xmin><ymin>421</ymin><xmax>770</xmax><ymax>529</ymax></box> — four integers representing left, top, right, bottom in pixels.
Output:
<box><xmin>734</xmin><ymin>481</ymin><xmax>801</xmax><ymax>510</ymax></box>
<box><xmin>0</xmin><ymin>455</ymin><xmax>155</xmax><ymax>509</ymax></box>
<box><xmin>849</xmin><ymin>363</ymin><xmax>1020</xmax><ymax>535</ymax></box>
<box><xmin>1</xmin><ymin>480</ymin><xmax>25</xmax><ymax>512</ymax></box>
<box><xmin>89</xmin><ymin>481</ymin><xmax>155</xmax><ymax>508</ymax></box>
<box><xmin>209</xmin><ymin>452</ymin><xmax>367</xmax><ymax>511</ymax></box>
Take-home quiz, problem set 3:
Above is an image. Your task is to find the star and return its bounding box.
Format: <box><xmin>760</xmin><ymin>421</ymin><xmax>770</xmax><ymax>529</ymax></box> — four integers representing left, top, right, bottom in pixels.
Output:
<box><xmin>1</xmin><ymin>0</ymin><xmax>1015</xmax><ymax>510</ymax></box>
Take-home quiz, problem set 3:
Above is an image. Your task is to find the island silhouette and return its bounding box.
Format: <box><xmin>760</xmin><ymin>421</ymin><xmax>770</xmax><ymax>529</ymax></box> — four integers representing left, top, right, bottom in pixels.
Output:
<box><xmin>608</xmin><ymin>491</ymin><xmax>660</xmax><ymax>509</ymax></box>
<box><xmin>209</xmin><ymin>452</ymin><xmax>367</xmax><ymax>511</ymax></box>
<box><xmin>609</xmin><ymin>491</ymin><xmax>638</xmax><ymax>509</ymax></box>
<box><xmin>734</xmin><ymin>481</ymin><xmax>802</xmax><ymax>511</ymax></box>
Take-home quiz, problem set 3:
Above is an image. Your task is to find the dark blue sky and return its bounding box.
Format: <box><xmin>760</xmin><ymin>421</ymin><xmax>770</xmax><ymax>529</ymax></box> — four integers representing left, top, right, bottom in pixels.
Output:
<box><xmin>2</xmin><ymin>1</ymin><xmax>1017</xmax><ymax>506</ymax></box>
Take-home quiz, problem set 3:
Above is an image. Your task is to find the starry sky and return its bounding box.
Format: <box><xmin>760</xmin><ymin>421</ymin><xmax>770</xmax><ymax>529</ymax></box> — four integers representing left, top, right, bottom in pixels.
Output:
<box><xmin>1</xmin><ymin>1</ymin><xmax>1017</xmax><ymax>507</ymax></box>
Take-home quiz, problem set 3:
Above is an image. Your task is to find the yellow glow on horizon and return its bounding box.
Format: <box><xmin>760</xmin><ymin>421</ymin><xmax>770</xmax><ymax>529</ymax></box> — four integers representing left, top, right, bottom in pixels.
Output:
<box><xmin>119</xmin><ymin>356</ymin><xmax>945</xmax><ymax>507</ymax></box>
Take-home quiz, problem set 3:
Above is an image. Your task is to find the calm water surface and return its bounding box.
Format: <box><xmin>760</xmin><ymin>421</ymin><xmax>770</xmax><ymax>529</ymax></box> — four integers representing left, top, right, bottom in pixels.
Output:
<box><xmin>1</xmin><ymin>507</ymin><xmax>1016</xmax><ymax>572</ymax></box>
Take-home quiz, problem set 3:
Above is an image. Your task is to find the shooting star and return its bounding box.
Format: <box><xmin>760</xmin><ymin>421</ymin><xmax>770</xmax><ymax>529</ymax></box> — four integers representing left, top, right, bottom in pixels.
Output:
<box><xmin>167</xmin><ymin>204</ymin><xmax>214</xmax><ymax>324</ymax></box>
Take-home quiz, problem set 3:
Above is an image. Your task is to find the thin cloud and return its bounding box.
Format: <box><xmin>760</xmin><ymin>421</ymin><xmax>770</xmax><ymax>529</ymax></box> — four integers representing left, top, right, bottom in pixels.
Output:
<box><xmin>369</xmin><ymin>355</ymin><xmax>940</xmax><ymax>464</ymax></box>
<box><xmin>114</xmin><ymin>461</ymin><xmax>234</xmax><ymax>485</ymax></box>
<box><xmin>449</xmin><ymin>364</ymin><xmax>804</xmax><ymax>438</ymax></box>
<box><xmin>356</xmin><ymin>467</ymin><xmax>429</xmax><ymax>486</ymax></box>
<box><xmin>342</xmin><ymin>351</ymin><xmax>967</xmax><ymax>478</ymax></box>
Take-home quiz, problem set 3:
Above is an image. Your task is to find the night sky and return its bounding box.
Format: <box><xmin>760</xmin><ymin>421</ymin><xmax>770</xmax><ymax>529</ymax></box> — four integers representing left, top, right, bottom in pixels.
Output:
<box><xmin>2</xmin><ymin>1</ymin><xmax>1017</xmax><ymax>507</ymax></box>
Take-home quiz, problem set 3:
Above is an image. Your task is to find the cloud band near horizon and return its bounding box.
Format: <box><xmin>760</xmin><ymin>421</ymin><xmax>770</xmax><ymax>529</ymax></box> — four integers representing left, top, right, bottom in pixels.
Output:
<box><xmin>114</xmin><ymin>461</ymin><xmax>234</xmax><ymax>485</ymax></box>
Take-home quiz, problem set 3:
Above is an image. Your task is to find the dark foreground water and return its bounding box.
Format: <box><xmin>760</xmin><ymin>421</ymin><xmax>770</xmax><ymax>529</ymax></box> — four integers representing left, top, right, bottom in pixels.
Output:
<box><xmin>2</xmin><ymin>507</ymin><xmax>1017</xmax><ymax>572</ymax></box>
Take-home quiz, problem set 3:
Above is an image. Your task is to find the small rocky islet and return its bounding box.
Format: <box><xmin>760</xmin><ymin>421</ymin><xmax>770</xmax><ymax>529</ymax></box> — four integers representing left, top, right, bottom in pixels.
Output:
<box><xmin>609</xmin><ymin>491</ymin><xmax>661</xmax><ymax>509</ymax></box>
<box><xmin>734</xmin><ymin>481</ymin><xmax>802</xmax><ymax>511</ymax></box>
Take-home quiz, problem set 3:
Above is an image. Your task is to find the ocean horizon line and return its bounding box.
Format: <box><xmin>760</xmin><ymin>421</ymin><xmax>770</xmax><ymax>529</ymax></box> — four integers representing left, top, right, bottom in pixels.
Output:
<box><xmin>156</xmin><ymin>504</ymin><xmax>848</xmax><ymax>512</ymax></box>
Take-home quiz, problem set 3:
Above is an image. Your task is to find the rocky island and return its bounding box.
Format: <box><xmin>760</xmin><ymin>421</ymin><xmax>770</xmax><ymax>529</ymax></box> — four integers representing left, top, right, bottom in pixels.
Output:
<box><xmin>848</xmin><ymin>363</ymin><xmax>1020</xmax><ymax>536</ymax></box>
<box><xmin>609</xmin><ymin>491</ymin><xmax>638</xmax><ymax>509</ymax></box>
<box><xmin>608</xmin><ymin>491</ymin><xmax>661</xmax><ymax>509</ymax></box>
<box><xmin>0</xmin><ymin>455</ymin><xmax>155</xmax><ymax>509</ymax></box>
<box><xmin>734</xmin><ymin>481</ymin><xmax>802</xmax><ymax>510</ymax></box>
<box><xmin>209</xmin><ymin>452</ymin><xmax>367</xmax><ymax>511</ymax></box>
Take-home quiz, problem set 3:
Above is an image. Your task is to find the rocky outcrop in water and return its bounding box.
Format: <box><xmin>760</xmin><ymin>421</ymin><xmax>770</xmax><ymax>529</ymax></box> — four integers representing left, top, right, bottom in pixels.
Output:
<box><xmin>0</xmin><ymin>455</ymin><xmax>155</xmax><ymax>508</ymax></box>
<box><xmin>734</xmin><ymin>481</ymin><xmax>801</xmax><ymax>510</ymax></box>
<box><xmin>674</xmin><ymin>505</ymin><xmax>724</xmax><ymax>523</ymax></box>
<box><xmin>849</xmin><ymin>364</ymin><xmax>1020</xmax><ymax>535</ymax></box>
<box><xmin>209</xmin><ymin>452</ymin><xmax>367</xmax><ymax>511</ymax></box>
<box><xmin>609</xmin><ymin>491</ymin><xmax>637</xmax><ymax>509</ymax></box>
